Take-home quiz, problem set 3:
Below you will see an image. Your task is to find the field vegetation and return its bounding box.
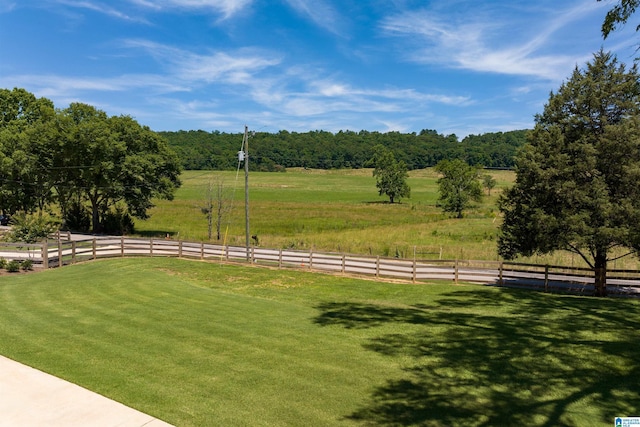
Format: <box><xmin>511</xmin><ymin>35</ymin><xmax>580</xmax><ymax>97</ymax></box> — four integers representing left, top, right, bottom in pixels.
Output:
<box><xmin>0</xmin><ymin>258</ymin><xmax>637</xmax><ymax>426</ymax></box>
<box><xmin>135</xmin><ymin>169</ymin><xmax>640</xmax><ymax>270</ymax></box>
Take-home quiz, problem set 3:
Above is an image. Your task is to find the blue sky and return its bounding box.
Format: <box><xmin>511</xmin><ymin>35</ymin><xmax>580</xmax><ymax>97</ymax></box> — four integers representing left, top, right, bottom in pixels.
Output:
<box><xmin>0</xmin><ymin>0</ymin><xmax>636</xmax><ymax>137</ymax></box>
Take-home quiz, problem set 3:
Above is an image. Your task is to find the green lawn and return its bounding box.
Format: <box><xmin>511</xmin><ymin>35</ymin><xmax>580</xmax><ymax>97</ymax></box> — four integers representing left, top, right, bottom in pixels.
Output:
<box><xmin>1</xmin><ymin>258</ymin><xmax>638</xmax><ymax>426</ymax></box>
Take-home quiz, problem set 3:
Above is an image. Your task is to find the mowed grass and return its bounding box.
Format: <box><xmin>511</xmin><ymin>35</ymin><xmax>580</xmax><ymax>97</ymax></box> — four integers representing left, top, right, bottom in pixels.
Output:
<box><xmin>1</xmin><ymin>258</ymin><xmax>639</xmax><ymax>426</ymax></box>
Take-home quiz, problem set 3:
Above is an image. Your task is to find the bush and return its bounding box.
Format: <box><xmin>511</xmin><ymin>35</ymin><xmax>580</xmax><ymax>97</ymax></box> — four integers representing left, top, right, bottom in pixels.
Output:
<box><xmin>63</xmin><ymin>200</ymin><xmax>91</xmax><ymax>232</ymax></box>
<box><xmin>0</xmin><ymin>258</ymin><xmax>6</xmax><ymax>269</ymax></box>
<box><xmin>21</xmin><ymin>259</ymin><xmax>33</xmax><ymax>271</ymax></box>
<box><xmin>7</xmin><ymin>212</ymin><xmax>60</xmax><ymax>243</ymax></box>
<box><xmin>6</xmin><ymin>260</ymin><xmax>20</xmax><ymax>272</ymax></box>
<box><xmin>102</xmin><ymin>206</ymin><xmax>134</xmax><ymax>235</ymax></box>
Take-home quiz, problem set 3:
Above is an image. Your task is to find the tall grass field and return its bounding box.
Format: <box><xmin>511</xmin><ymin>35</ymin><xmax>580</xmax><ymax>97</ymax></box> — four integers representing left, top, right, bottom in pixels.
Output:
<box><xmin>0</xmin><ymin>258</ymin><xmax>638</xmax><ymax>426</ymax></box>
<box><xmin>135</xmin><ymin>169</ymin><xmax>640</xmax><ymax>269</ymax></box>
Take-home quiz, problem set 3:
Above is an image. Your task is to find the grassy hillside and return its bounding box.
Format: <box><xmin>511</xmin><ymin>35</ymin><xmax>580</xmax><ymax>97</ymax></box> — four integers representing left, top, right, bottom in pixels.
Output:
<box><xmin>0</xmin><ymin>258</ymin><xmax>637</xmax><ymax>426</ymax></box>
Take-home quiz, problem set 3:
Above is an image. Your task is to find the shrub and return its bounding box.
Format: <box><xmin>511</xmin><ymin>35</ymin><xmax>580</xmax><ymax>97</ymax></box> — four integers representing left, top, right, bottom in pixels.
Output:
<box><xmin>0</xmin><ymin>258</ymin><xmax>6</xmax><ymax>269</ymax></box>
<box><xmin>6</xmin><ymin>260</ymin><xmax>20</xmax><ymax>272</ymax></box>
<box><xmin>7</xmin><ymin>212</ymin><xmax>60</xmax><ymax>243</ymax></box>
<box><xmin>102</xmin><ymin>205</ymin><xmax>135</xmax><ymax>235</ymax></box>
<box><xmin>63</xmin><ymin>200</ymin><xmax>91</xmax><ymax>232</ymax></box>
<box><xmin>21</xmin><ymin>259</ymin><xmax>33</xmax><ymax>271</ymax></box>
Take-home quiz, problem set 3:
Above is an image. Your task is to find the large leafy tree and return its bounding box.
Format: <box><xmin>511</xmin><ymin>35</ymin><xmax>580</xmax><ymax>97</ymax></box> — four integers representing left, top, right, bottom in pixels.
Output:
<box><xmin>58</xmin><ymin>103</ymin><xmax>182</xmax><ymax>233</ymax></box>
<box><xmin>0</xmin><ymin>88</ymin><xmax>57</xmax><ymax>214</ymax></box>
<box><xmin>498</xmin><ymin>51</ymin><xmax>640</xmax><ymax>297</ymax></box>
<box><xmin>434</xmin><ymin>159</ymin><xmax>482</xmax><ymax>218</ymax></box>
<box><xmin>371</xmin><ymin>144</ymin><xmax>410</xmax><ymax>203</ymax></box>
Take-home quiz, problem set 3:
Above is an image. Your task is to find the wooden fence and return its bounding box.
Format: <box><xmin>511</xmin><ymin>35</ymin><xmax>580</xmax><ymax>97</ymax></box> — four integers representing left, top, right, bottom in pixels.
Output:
<box><xmin>1</xmin><ymin>237</ymin><xmax>639</xmax><ymax>297</ymax></box>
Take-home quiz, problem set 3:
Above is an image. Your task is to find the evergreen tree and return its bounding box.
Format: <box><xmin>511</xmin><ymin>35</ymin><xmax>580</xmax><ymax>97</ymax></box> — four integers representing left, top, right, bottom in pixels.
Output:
<box><xmin>498</xmin><ymin>51</ymin><xmax>640</xmax><ymax>297</ymax></box>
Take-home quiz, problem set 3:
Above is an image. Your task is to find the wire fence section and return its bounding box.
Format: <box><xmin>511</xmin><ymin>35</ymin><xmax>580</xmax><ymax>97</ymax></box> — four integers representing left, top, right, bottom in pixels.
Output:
<box><xmin>2</xmin><ymin>237</ymin><xmax>639</xmax><ymax>297</ymax></box>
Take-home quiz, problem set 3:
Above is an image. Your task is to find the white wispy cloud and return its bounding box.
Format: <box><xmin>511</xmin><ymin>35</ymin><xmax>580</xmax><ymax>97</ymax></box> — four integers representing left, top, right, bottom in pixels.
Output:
<box><xmin>127</xmin><ymin>0</ymin><xmax>252</xmax><ymax>19</ymax></box>
<box><xmin>381</xmin><ymin>1</ymin><xmax>608</xmax><ymax>81</ymax></box>
<box><xmin>283</xmin><ymin>0</ymin><xmax>346</xmax><ymax>36</ymax></box>
<box><xmin>55</xmin><ymin>0</ymin><xmax>149</xmax><ymax>22</ymax></box>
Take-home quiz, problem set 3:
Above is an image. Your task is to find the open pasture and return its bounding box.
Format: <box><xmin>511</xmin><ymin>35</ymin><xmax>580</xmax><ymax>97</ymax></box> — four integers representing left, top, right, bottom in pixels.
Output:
<box><xmin>0</xmin><ymin>258</ymin><xmax>638</xmax><ymax>426</ymax></box>
<box><xmin>137</xmin><ymin>169</ymin><xmax>640</xmax><ymax>269</ymax></box>
<box><xmin>137</xmin><ymin>168</ymin><xmax>508</xmax><ymax>259</ymax></box>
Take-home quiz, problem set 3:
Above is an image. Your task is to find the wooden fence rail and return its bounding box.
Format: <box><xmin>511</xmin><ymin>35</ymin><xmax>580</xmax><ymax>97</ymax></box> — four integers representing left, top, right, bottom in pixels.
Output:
<box><xmin>1</xmin><ymin>237</ymin><xmax>639</xmax><ymax>296</ymax></box>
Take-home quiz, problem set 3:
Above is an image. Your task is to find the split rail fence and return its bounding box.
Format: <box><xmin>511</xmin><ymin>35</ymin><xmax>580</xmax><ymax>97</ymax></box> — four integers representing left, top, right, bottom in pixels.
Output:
<box><xmin>1</xmin><ymin>236</ymin><xmax>639</xmax><ymax>297</ymax></box>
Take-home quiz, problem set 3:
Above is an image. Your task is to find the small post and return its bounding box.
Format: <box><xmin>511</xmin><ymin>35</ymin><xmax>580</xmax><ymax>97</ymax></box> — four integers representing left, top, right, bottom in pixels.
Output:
<box><xmin>92</xmin><ymin>238</ymin><xmax>96</xmax><ymax>260</ymax></box>
<box><xmin>309</xmin><ymin>250</ymin><xmax>313</xmax><ymax>270</ymax></box>
<box><xmin>376</xmin><ymin>256</ymin><xmax>380</xmax><ymax>278</ymax></box>
<box><xmin>279</xmin><ymin>249</ymin><xmax>283</xmax><ymax>268</ymax></box>
<box><xmin>454</xmin><ymin>260</ymin><xmax>459</xmax><ymax>284</ymax></box>
<box><xmin>544</xmin><ymin>265</ymin><xmax>549</xmax><ymax>292</ymax></box>
<box><xmin>121</xmin><ymin>236</ymin><xmax>124</xmax><ymax>257</ymax></box>
<box><xmin>58</xmin><ymin>238</ymin><xmax>62</xmax><ymax>267</ymax></box>
<box><xmin>42</xmin><ymin>240</ymin><xmax>48</xmax><ymax>269</ymax></box>
<box><xmin>150</xmin><ymin>238</ymin><xmax>154</xmax><ymax>256</ymax></box>
<box><xmin>341</xmin><ymin>254</ymin><xmax>346</xmax><ymax>274</ymax></box>
<box><xmin>499</xmin><ymin>261</ymin><xmax>504</xmax><ymax>286</ymax></box>
<box><xmin>412</xmin><ymin>258</ymin><xmax>417</xmax><ymax>283</ymax></box>
<box><xmin>71</xmin><ymin>241</ymin><xmax>76</xmax><ymax>264</ymax></box>
<box><xmin>178</xmin><ymin>241</ymin><xmax>183</xmax><ymax>258</ymax></box>
<box><xmin>200</xmin><ymin>242</ymin><xmax>204</xmax><ymax>260</ymax></box>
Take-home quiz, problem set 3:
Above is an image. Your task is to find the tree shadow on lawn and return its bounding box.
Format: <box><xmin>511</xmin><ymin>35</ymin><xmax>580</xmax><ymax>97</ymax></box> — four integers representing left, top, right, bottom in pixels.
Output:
<box><xmin>314</xmin><ymin>289</ymin><xmax>640</xmax><ymax>426</ymax></box>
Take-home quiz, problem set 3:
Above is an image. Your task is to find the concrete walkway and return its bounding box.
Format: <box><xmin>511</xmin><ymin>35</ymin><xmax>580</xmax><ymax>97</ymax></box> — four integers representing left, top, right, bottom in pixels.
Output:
<box><xmin>0</xmin><ymin>355</ymin><xmax>174</xmax><ymax>427</ymax></box>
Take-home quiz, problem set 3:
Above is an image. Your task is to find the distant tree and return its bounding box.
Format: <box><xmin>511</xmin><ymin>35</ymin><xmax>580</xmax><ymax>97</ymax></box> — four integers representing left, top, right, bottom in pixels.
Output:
<box><xmin>482</xmin><ymin>174</ymin><xmax>497</xmax><ymax>196</ymax></box>
<box><xmin>435</xmin><ymin>159</ymin><xmax>482</xmax><ymax>218</ymax></box>
<box><xmin>371</xmin><ymin>145</ymin><xmax>411</xmax><ymax>203</ymax></box>
<box><xmin>599</xmin><ymin>0</ymin><xmax>639</xmax><ymax>39</ymax></box>
<box><xmin>498</xmin><ymin>51</ymin><xmax>640</xmax><ymax>297</ymax></box>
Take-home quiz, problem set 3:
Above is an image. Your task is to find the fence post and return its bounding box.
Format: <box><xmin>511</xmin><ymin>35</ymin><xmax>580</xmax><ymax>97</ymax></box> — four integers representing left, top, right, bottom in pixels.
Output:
<box><xmin>412</xmin><ymin>258</ymin><xmax>417</xmax><ymax>283</ymax></box>
<box><xmin>454</xmin><ymin>260</ymin><xmax>459</xmax><ymax>284</ymax></box>
<box><xmin>58</xmin><ymin>239</ymin><xmax>62</xmax><ymax>268</ymax></box>
<box><xmin>92</xmin><ymin>238</ymin><xmax>96</xmax><ymax>260</ymax></box>
<box><xmin>71</xmin><ymin>242</ymin><xmax>76</xmax><ymax>264</ymax></box>
<box><xmin>121</xmin><ymin>236</ymin><xmax>124</xmax><ymax>257</ymax></box>
<box><xmin>178</xmin><ymin>241</ymin><xmax>183</xmax><ymax>258</ymax></box>
<box><xmin>150</xmin><ymin>239</ymin><xmax>154</xmax><ymax>257</ymax></box>
<box><xmin>42</xmin><ymin>240</ymin><xmax>48</xmax><ymax>269</ymax></box>
<box><xmin>309</xmin><ymin>250</ymin><xmax>313</xmax><ymax>270</ymax></box>
<box><xmin>342</xmin><ymin>254</ymin><xmax>346</xmax><ymax>274</ymax></box>
<box><xmin>200</xmin><ymin>242</ymin><xmax>204</xmax><ymax>260</ymax></box>
<box><xmin>499</xmin><ymin>261</ymin><xmax>504</xmax><ymax>286</ymax></box>
<box><xmin>376</xmin><ymin>256</ymin><xmax>380</xmax><ymax>278</ymax></box>
<box><xmin>544</xmin><ymin>265</ymin><xmax>549</xmax><ymax>293</ymax></box>
<box><xmin>251</xmin><ymin>246</ymin><xmax>255</xmax><ymax>264</ymax></box>
<box><xmin>225</xmin><ymin>245</ymin><xmax>229</xmax><ymax>261</ymax></box>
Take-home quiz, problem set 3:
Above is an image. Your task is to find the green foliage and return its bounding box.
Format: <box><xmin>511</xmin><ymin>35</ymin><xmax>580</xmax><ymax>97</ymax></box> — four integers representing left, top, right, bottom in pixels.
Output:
<box><xmin>101</xmin><ymin>205</ymin><xmax>135</xmax><ymax>236</ymax></box>
<box><xmin>21</xmin><ymin>259</ymin><xmax>33</xmax><ymax>271</ymax></box>
<box><xmin>0</xmin><ymin>90</ymin><xmax>182</xmax><ymax>233</ymax></box>
<box><xmin>6</xmin><ymin>212</ymin><xmax>59</xmax><ymax>243</ymax></box>
<box><xmin>599</xmin><ymin>0</ymin><xmax>639</xmax><ymax>39</ymax></box>
<box><xmin>63</xmin><ymin>200</ymin><xmax>91</xmax><ymax>232</ymax></box>
<box><xmin>159</xmin><ymin>129</ymin><xmax>528</xmax><ymax>171</ymax></box>
<box><xmin>5</xmin><ymin>259</ymin><xmax>20</xmax><ymax>272</ymax></box>
<box><xmin>498</xmin><ymin>51</ymin><xmax>640</xmax><ymax>296</ymax></box>
<box><xmin>482</xmin><ymin>174</ymin><xmax>497</xmax><ymax>195</ymax></box>
<box><xmin>435</xmin><ymin>159</ymin><xmax>483</xmax><ymax>218</ymax></box>
<box><xmin>371</xmin><ymin>145</ymin><xmax>411</xmax><ymax>203</ymax></box>
<box><xmin>0</xmin><ymin>258</ymin><xmax>7</xmax><ymax>269</ymax></box>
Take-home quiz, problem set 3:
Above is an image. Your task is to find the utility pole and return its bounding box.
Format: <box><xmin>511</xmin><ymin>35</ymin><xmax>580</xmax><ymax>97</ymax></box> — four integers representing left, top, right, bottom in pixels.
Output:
<box><xmin>243</xmin><ymin>125</ymin><xmax>250</xmax><ymax>261</ymax></box>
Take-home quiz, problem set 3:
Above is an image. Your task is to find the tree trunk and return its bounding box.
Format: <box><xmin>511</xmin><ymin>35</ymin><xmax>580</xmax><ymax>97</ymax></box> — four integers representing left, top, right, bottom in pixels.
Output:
<box><xmin>594</xmin><ymin>251</ymin><xmax>607</xmax><ymax>297</ymax></box>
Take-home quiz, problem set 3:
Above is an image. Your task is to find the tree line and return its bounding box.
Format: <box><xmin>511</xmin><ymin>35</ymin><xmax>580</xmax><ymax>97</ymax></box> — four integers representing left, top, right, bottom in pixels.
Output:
<box><xmin>159</xmin><ymin>128</ymin><xmax>528</xmax><ymax>171</ymax></box>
